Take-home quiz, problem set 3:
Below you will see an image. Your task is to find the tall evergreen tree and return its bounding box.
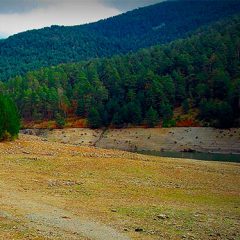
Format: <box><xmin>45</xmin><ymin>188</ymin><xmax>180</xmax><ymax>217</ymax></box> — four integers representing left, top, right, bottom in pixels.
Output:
<box><xmin>145</xmin><ymin>107</ymin><xmax>159</xmax><ymax>128</ymax></box>
<box><xmin>0</xmin><ymin>95</ymin><xmax>20</xmax><ymax>140</ymax></box>
<box><xmin>87</xmin><ymin>107</ymin><xmax>102</xmax><ymax>129</ymax></box>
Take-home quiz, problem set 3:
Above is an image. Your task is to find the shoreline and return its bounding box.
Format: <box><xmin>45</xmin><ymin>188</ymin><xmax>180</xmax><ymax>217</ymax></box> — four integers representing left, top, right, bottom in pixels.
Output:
<box><xmin>20</xmin><ymin>127</ymin><xmax>240</xmax><ymax>155</ymax></box>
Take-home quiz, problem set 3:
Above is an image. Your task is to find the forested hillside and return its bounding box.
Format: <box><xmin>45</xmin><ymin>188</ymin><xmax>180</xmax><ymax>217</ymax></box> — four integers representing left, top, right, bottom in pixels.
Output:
<box><xmin>3</xmin><ymin>16</ymin><xmax>240</xmax><ymax>128</ymax></box>
<box><xmin>1</xmin><ymin>0</ymin><xmax>240</xmax><ymax>81</ymax></box>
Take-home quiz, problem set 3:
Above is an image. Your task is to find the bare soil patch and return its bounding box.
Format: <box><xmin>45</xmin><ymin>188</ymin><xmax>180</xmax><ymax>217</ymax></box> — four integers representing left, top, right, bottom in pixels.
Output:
<box><xmin>28</xmin><ymin>127</ymin><xmax>240</xmax><ymax>154</ymax></box>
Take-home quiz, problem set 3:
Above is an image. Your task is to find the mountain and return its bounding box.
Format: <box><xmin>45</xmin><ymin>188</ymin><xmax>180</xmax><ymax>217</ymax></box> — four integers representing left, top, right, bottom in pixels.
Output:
<box><xmin>1</xmin><ymin>0</ymin><xmax>240</xmax><ymax>81</ymax></box>
<box><xmin>5</xmin><ymin>15</ymin><xmax>240</xmax><ymax>128</ymax></box>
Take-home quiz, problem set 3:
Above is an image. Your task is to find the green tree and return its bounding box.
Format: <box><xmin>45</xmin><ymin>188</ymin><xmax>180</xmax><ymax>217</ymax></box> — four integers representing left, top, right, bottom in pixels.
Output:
<box><xmin>127</xmin><ymin>102</ymin><xmax>142</xmax><ymax>125</ymax></box>
<box><xmin>145</xmin><ymin>107</ymin><xmax>159</xmax><ymax>128</ymax></box>
<box><xmin>211</xmin><ymin>70</ymin><xmax>230</xmax><ymax>99</ymax></box>
<box><xmin>215</xmin><ymin>102</ymin><xmax>234</xmax><ymax>128</ymax></box>
<box><xmin>76</xmin><ymin>98</ymin><xmax>85</xmax><ymax>117</ymax></box>
<box><xmin>56</xmin><ymin>113</ymin><xmax>65</xmax><ymax>129</ymax></box>
<box><xmin>112</xmin><ymin>112</ymin><xmax>124</xmax><ymax>127</ymax></box>
<box><xmin>0</xmin><ymin>95</ymin><xmax>20</xmax><ymax>140</ymax></box>
<box><xmin>159</xmin><ymin>102</ymin><xmax>173</xmax><ymax>120</ymax></box>
<box><xmin>182</xmin><ymin>99</ymin><xmax>190</xmax><ymax>114</ymax></box>
<box><xmin>87</xmin><ymin>107</ymin><xmax>102</xmax><ymax>129</ymax></box>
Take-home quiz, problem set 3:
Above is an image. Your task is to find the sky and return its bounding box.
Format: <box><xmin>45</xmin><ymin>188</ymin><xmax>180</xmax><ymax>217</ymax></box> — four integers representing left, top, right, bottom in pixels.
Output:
<box><xmin>0</xmin><ymin>0</ymin><xmax>161</xmax><ymax>38</ymax></box>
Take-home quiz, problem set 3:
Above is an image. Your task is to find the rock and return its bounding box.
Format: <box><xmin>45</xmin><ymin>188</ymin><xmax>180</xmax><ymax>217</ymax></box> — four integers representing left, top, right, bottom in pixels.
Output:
<box><xmin>157</xmin><ymin>214</ymin><xmax>169</xmax><ymax>220</ymax></box>
<box><xmin>187</xmin><ymin>233</ymin><xmax>195</xmax><ymax>239</ymax></box>
<box><xmin>111</xmin><ymin>209</ymin><xmax>117</xmax><ymax>212</ymax></box>
<box><xmin>22</xmin><ymin>151</ymin><xmax>30</xmax><ymax>154</ymax></box>
<box><xmin>48</xmin><ymin>180</ymin><xmax>59</xmax><ymax>187</ymax></box>
<box><xmin>135</xmin><ymin>227</ymin><xmax>143</xmax><ymax>232</ymax></box>
<box><xmin>182</xmin><ymin>148</ymin><xmax>196</xmax><ymax>153</ymax></box>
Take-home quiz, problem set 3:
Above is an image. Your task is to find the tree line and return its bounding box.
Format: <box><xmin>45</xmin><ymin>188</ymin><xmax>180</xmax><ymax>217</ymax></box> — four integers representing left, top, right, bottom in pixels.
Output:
<box><xmin>2</xmin><ymin>15</ymin><xmax>240</xmax><ymax>128</ymax></box>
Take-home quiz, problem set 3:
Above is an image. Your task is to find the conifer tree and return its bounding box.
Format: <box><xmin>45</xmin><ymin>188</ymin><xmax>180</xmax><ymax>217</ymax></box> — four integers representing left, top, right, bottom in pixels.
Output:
<box><xmin>87</xmin><ymin>107</ymin><xmax>102</xmax><ymax>129</ymax></box>
<box><xmin>0</xmin><ymin>95</ymin><xmax>20</xmax><ymax>141</ymax></box>
<box><xmin>145</xmin><ymin>107</ymin><xmax>159</xmax><ymax>128</ymax></box>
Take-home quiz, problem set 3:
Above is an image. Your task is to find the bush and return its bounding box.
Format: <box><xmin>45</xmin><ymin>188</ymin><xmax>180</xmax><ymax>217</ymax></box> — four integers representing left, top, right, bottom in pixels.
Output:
<box><xmin>2</xmin><ymin>131</ymin><xmax>12</xmax><ymax>141</ymax></box>
<box><xmin>162</xmin><ymin>119</ymin><xmax>176</xmax><ymax>128</ymax></box>
<box><xmin>56</xmin><ymin>114</ymin><xmax>65</xmax><ymax>129</ymax></box>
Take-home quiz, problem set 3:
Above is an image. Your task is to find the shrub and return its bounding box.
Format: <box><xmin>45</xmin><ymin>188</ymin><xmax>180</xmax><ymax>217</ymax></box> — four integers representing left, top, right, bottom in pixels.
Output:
<box><xmin>56</xmin><ymin>114</ymin><xmax>65</xmax><ymax>129</ymax></box>
<box><xmin>162</xmin><ymin>119</ymin><xmax>176</xmax><ymax>128</ymax></box>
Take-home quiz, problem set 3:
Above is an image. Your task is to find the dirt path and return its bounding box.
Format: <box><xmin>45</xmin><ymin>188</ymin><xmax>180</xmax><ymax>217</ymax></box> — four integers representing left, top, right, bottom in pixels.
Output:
<box><xmin>0</xmin><ymin>182</ymin><xmax>131</xmax><ymax>240</ymax></box>
<box><xmin>93</xmin><ymin>128</ymin><xmax>107</xmax><ymax>147</ymax></box>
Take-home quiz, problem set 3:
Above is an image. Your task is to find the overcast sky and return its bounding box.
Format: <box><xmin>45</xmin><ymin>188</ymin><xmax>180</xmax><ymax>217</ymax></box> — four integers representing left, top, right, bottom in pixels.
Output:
<box><xmin>0</xmin><ymin>0</ymin><xmax>161</xmax><ymax>38</ymax></box>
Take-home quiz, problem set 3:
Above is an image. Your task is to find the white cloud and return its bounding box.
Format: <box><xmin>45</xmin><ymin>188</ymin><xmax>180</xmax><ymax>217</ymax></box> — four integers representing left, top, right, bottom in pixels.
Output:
<box><xmin>0</xmin><ymin>0</ymin><xmax>121</xmax><ymax>37</ymax></box>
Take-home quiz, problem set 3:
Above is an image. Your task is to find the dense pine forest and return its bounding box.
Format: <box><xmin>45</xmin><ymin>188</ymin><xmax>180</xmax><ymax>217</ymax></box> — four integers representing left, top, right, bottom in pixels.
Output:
<box><xmin>2</xmin><ymin>15</ymin><xmax>240</xmax><ymax>128</ymax></box>
<box><xmin>0</xmin><ymin>0</ymin><xmax>240</xmax><ymax>81</ymax></box>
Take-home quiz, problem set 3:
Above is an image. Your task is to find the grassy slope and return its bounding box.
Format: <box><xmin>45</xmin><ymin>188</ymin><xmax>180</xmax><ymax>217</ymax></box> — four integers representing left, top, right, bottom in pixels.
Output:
<box><xmin>0</xmin><ymin>135</ymin><xmax>239</xmax><ymax>239</ymax></box>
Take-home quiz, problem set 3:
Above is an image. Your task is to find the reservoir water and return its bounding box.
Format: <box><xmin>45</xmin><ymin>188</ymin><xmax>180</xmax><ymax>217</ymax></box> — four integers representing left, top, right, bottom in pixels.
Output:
<box><xmin>138</xmin><ymin>150</ymin><xmax>240</xmax><ymax>163</ymax></box>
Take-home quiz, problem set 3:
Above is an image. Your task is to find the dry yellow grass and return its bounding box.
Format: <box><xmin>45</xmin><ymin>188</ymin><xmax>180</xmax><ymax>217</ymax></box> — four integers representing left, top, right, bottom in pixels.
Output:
<box><xmin>0</xmin><ymin>134</ymin><xmax>239</xmax><ymax>240</ymax></box>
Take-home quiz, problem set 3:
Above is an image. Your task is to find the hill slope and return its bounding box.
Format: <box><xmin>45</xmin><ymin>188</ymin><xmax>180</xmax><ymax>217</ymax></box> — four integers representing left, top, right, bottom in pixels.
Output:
<box><xmin>1</xmin><ymin>0</ymin><xmax>240</xmax><ymax>80</ymax></box>
<box><xmin>5</xmin><ymin>15</ymin><xmax>240</xmax><ymax>128</ymax></box>
<box><xmin>0</xmin><ymin>134</ymin><xmax>239</xmax><ymax>239</ymax></box>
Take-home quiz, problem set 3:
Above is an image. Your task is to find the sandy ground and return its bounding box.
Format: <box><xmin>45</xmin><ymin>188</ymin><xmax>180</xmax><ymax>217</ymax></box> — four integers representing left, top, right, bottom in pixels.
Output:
<box><xmin>0</xmin><ymin>134</ymin><xmax>239</xmax><ymax>240</ymax></box>
<box><xmin>0</xmin><ymin>181</ymin><xmax>129</xmax><ymax>240</ymax></box>
<box><xmin>25</xmin><ymin>127</ymin><xmax>240</xmax><ymax>154</ymax></box>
